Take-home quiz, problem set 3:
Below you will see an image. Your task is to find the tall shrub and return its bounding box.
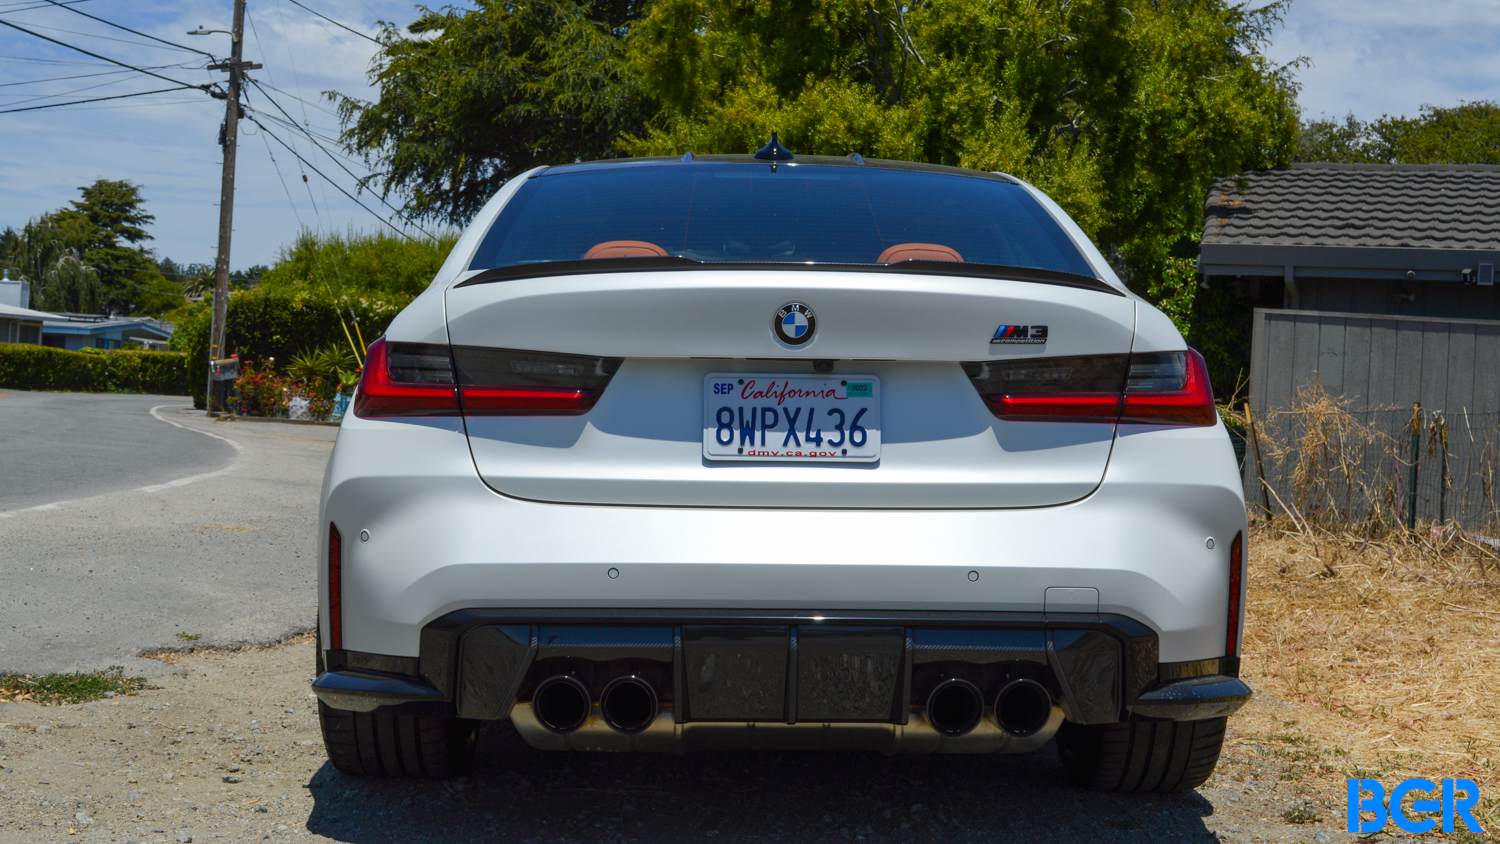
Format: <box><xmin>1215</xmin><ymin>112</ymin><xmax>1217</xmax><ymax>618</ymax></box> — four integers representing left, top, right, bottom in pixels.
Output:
<box><xmin>171</xmin><ymin>288</ymin><xmax>402</xmax><ymax>408</ymax></box>
<box><xmin>258</xmin><ymin>228</ymin><xmax>458</xmax><ymax>301</ymax></box>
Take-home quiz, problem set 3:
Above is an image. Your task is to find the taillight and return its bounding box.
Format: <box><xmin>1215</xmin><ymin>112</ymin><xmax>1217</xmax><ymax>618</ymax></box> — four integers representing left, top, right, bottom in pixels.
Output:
<box><xmin>352</xmin><ymin>340</ymin><xmax>622</xmax><ymax>417</ymax></box>
<box><xmin>327</xmin><ymin>522</ymin><xmax>342</xmax><ymax>651</ymax></box>
<box><xmin>962</xmin><ymin>348</ymin><xmax>1216</xmax><ymax>427</ymax></box>
<box><xmin>454</xmin><ymin>347</ymin><xmax>622</xmax><ymax>416</ymax></box>
<box><xmin>1120</xmin><ymin>349</ymin><xmax>1217</xmax><ymax>426</ymax></box>
<box><xmin>1226</xmin><ymin>531</ymin><xmax>1244</xmax><ymax>657</ymax></box>
<box><xmin>352</xmin><ymin>338</ymin><xmax>459</xmax><ymax>417</ymax></box>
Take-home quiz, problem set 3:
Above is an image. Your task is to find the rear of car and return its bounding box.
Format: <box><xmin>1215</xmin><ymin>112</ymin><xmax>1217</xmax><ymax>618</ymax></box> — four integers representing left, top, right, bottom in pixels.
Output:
<box><xmin>312</xmin><ymin>154</ymin><xmax>1250</xmax><ymax>791</ymax></box>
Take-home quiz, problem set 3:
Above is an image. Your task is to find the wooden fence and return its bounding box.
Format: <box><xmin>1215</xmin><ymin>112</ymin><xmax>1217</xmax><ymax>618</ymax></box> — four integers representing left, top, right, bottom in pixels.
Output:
<box><xmin>1245</xmin><ymin>309</ymin><xmax>1500</xmax><ymax>529</ymax></box>
<box><xmin>1248</xmin><ymin>308</ymin><xmax>1500</xmax><ymax>415</ymax></box>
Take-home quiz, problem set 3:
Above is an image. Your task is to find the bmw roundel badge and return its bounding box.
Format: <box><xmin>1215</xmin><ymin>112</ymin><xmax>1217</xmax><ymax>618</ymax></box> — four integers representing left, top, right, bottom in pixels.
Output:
<box><xmin>773</xmin><ymin>302</ymin><xmax>817</xmax><ymax>346</ymax></box>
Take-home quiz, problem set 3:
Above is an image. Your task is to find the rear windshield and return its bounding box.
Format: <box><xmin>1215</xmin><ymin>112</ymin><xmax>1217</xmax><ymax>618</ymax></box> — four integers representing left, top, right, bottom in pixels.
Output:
<box><xmin>467</xmin><ymin>163</ymin><xmax>1095</xmax><ymax>277</ymax></box>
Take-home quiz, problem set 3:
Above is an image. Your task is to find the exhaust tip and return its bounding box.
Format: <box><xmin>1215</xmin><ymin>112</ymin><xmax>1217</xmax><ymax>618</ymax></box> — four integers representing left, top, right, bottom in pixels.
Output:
<box><xmin>994</xmin><ymin>679</ymin><xmax>1052</xmax><ymax>737</ymax></box>
<box><xmin>600</xmin><ymin>676</ymin><xmax>659</xmax><ymax>734</ymax></box>
<box><xmin>533</xmin><ymin>676</ymin><xmax>591</xmax><ymax>733</ymax></box>
<box><xmin>925</xmin><ymin>679</ymin><xmax>984</xmax><ymax>737</ymax></box>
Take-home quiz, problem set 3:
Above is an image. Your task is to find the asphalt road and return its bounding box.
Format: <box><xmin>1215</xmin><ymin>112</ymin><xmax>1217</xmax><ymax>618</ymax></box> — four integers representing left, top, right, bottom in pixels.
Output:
<box><xmin>0</xmin><ymin>399</ymin><xmax>336</xmax><ymax>676</ymax></box>
<box><xmin>0</xmin><ymin>391</ymin><xmax>233</xmax><ymax>512</ymax></box>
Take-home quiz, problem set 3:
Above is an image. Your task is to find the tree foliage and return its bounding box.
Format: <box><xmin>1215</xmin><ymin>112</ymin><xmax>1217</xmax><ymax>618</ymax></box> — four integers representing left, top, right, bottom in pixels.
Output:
<box><xmin>332</xmin><ymin>0</ymin><xmax>651</xmax><ymax>224</ymax></box>
<box><xmin>258</xmin><ymin>227</ymin><xmax>459</xmax><ymax>302</ymax></box>
<box><xmin>1300</xmin><ymin>101</ymin><xmax>1500</xmax><ymax>165</ymax></box>
<box><xmin>9</xmin><ymin>216</ymin><xmax>102</xmax><ymax>313</ymax></box>
<box><xmin>338</xmin><ymin>0</ymin><xmax>1301</xmax><ymax>303</ymax></box>
<box><xmin>2</xmin><ymin>180</ymin><xmax>183</xmax><ymax>316</ymax></box>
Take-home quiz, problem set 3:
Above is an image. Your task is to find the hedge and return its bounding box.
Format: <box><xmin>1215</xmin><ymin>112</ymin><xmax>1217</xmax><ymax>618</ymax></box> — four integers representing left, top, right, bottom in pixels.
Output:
<box><xmin>171</xmin><ymin>287</ymin><xmax>403</xmax><ymax>408</ymax></box>
<box><xmin>0</xmin><ymin>345</ymin><xmax>191</xmax><ymax>395</ymax></box>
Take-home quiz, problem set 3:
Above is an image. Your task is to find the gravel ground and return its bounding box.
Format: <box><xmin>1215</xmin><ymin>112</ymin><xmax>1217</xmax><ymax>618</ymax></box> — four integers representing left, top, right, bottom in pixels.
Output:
<box><xmin>0</xmin><ymin>637</ymin><xmax>1431</xmax><ymax>844</ymax></box>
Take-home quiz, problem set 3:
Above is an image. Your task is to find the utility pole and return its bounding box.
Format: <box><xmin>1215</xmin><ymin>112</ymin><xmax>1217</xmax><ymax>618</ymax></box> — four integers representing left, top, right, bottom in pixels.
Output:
<box><xmin>194</xmin><ymin>1</ymin><xmax>260</xmax><ymax>411</ymax></box>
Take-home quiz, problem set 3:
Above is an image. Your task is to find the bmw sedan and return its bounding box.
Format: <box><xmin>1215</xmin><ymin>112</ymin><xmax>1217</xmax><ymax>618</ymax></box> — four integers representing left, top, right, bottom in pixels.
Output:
<box><xmin>312</xmin><ymin>140</ymin><xmax>1251</xmax><ymax>793</ymax></box>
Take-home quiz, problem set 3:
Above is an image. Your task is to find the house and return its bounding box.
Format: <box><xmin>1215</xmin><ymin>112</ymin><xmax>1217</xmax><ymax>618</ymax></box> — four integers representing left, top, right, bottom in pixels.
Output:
<box><xmin>1201</xmin><ymin>163</ymin><xmax>1500</xmax><ymax>526</ymax></box>
<box><xmin>0</xmin><ymin>271</ymin><xmax>48</xmax><ymax>344</ymax></box>
<box><xmin>0</xmin><ymin>302</ymin><xmax>50</xmax><ymax>345</ymax></box>
<box><xmin>1201</xmin><ymin>163</ymin><xmax>1500</xmax><ymax>317</ymax></box>
<box><xmin>1199</xmin><ymin>163</ymin><xmax>1500</xmax><ymax>415</ymax></box>
<box><xmin>41</xmin><ymin>314</ymin><xmax>174</xmax><ymax>351</ymax></box>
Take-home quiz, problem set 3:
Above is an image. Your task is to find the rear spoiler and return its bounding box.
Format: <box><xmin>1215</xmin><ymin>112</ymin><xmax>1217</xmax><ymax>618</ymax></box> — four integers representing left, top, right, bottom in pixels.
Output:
<box><xmin>454</xmin><ymin>257</ymin><xmax>1125</xmax><ymax>297</ymax></box>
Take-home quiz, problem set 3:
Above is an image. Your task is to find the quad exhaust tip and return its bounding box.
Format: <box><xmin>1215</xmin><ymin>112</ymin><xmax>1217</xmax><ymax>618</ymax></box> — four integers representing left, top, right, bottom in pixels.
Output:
<box><xmin>532</xmin><ymin>675</ymin><xmax>592</xmax><ymax>734</ymax></box>
<box><xmin>994</xmin><ymin>679</ymin><xmax>1052</xmax><ymax>737</ymax></box>
<box><xmin>600</xmin><ymin>676</ymin><xmax>659</xmax><ymax>734</ymax></box>
<box><xmin>925</xmin><ymin>678</ymin><xmax>984</xmax><ymax>737</ymax></box>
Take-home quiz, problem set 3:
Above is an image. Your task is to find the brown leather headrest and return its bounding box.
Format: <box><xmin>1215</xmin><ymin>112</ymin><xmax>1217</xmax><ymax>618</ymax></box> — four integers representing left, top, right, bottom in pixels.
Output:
<box><xmin>877</xmin><ymin>243</ymin><xmax>963</xmax><ymax>264</ymax></box>
<box><xmin>583</xmin><ymin>240</ymin><xmax>669</xmax><ymax>260</ymax></box>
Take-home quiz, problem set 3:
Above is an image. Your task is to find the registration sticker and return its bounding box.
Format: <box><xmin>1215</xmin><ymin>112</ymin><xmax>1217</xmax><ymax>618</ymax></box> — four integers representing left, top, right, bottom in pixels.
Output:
<box><xmin>702</xmin><ymin>374</ymin><xmax>881</xmax><ymax>462</ymax></box>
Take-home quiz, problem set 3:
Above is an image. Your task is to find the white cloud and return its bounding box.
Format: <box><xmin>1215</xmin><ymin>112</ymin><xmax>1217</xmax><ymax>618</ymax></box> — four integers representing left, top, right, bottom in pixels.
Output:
<box><xmin>1265</xmin><ymin>0</ymin><xmax>1500</xmax><ymax>120</ymax></box>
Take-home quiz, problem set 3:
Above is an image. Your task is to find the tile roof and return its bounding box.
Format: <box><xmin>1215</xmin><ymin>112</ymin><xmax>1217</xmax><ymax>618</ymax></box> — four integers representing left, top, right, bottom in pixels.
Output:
<box><xmin>1202</xmin><ymin>163</ymin><xmax>1500</xmax><ymax>250</ymax></box>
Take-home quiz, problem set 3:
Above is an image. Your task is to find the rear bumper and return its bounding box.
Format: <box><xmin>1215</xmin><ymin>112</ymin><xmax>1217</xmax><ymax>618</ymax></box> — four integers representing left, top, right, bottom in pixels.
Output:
<box><xmin>313</xmin><ymin>609</ymin><xmax>1249</xmax><ymax>751</ymax></box>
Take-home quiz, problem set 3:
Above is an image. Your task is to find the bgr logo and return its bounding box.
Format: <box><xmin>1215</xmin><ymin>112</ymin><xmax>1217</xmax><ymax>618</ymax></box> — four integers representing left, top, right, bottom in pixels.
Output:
<box><xmin>1347</xmin><ymin>778</ymin><xmax>1484</xmax><ymax>834</ymax></box>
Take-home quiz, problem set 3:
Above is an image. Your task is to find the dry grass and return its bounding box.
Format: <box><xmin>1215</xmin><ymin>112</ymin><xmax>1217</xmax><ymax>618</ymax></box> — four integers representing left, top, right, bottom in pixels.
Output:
<box><xmin>1238</xmin><ymin>517</ymin><xmax>1500</xmax><ymax>827</ymax></box>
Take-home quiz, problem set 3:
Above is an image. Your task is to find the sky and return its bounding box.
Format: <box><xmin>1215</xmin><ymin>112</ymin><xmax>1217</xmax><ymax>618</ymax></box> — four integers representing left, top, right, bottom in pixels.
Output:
<box><xmin>0</xmin><ymin>0</ymin><xmax>1497</xmax><ymax>270</ymax></box>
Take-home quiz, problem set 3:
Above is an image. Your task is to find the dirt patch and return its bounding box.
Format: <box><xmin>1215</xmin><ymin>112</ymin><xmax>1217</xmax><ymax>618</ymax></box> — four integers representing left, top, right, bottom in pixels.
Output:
<box><xmin>0</xmin><ymin>634</ymin><xmax>1379</xmax><ymax>844</ymax></box>
<box><xmin>1229</xmin><ymin>521</ymin><xmax>1500</xmax><ymax>839</ymax></box>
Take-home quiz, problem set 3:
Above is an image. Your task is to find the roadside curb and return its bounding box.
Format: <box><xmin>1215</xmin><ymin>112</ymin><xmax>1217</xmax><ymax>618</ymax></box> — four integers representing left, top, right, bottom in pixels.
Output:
<box><xmin>205</xmin><ymin>411</ymin><xmax>342</xmax><ymax>428</ymax></box>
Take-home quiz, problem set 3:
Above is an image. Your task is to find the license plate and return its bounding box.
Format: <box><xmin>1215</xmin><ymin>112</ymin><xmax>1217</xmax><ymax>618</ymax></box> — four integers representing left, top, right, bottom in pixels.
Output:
<box><xmin>703</xmin><ymin>374</ymin><xmax>881</xmax><ymax>462</ymax></box>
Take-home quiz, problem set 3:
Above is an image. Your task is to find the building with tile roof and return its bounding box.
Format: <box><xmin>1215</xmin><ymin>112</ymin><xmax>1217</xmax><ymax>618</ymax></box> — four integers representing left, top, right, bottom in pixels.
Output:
<box><xmin>1199</xmin><ymin>163</ymin><xmax>1500</xmax><ymax>316</ymax></box>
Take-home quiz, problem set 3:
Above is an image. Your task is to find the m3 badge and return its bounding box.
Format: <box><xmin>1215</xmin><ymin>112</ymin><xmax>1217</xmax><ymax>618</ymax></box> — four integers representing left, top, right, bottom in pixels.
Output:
<box><xmin>991</xmin><ymin>325</ymin><xmax>1048</xmax><ymax>345</ymax></box>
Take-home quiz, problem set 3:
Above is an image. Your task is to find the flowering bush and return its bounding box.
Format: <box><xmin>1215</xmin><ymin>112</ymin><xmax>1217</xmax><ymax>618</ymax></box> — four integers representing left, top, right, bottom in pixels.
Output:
<box><xmin>230</xmin><ymin>364</ymin><xmax>343</xmax><ymax>420</ymax></box>
<box><xmin>230</xmin><ymin>365</ymin><xmax>293</xmax><ymax>416</ymax></box>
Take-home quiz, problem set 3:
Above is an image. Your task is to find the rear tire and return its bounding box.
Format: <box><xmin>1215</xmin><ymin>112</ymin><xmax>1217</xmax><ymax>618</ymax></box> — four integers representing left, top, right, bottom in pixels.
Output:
<box><xmin>1055</xmin><ymin>717</ymin><xmax>1226</xmax><ymax>793</ymax></box>
<box><xmin>318</xmin><ymin>702</ymin><xmax>478</xmax><ymax>778</ymax></box>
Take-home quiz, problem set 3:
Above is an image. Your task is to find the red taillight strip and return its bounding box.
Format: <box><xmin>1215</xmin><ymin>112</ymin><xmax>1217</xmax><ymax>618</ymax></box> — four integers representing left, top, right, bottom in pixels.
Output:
<box><xmin>1226</xmin><ymin>531</ymin><xmax>1244</xmax><ymax>657</ymax></box>
<box><xmin>983</xmin><ymin>392</ymin><xmax>1122</xmax><ymax>422</ymax></box>
<box><xmin>459</xmin><ymin>386</ymin><xmax>603</xmax><ymax>416</ymax></box>
<box><xmin>351</xmin><ymin>338</ymin><xmax>459</xmax><ymax>418</ymax></box>
<box><xmin>1120</xmin><ymin>348</ymin><xmax>1217</xmax><ymax>426</ymax></box>
<box><xmin>328</xmin><ymin>522</ymin><xmax>343</xmax><ymax>651</ymax></box>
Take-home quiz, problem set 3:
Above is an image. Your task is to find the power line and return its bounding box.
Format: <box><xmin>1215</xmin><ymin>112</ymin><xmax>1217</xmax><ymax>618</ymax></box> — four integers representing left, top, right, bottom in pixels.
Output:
<box><xmin>0</xmin><ymin>72</ymin><xmax>152</xmax><ymax>107</ymax></box>
<box><xmin>0</xmin><ymin>52</ymin><xmax>111</xmax><ymax>64</ymax></box>
<box><xmin>249</xmin><ymin>114</ymin><xmax>417</xmax><ymax>241</ymax></box>
<box><xmin>0</xmin><ymin>18</ymin><xmax>212</xmax><ymax>92</ymax></box>
<box><xmin>0</xmin><ymin>84</ymin><xmax>196</xmax><ymax>113</ymax></box>
<box><xmin>244</xmin><ymin>76</ymin><xmax>336</xmax><ymax>117</ymax></box>
<box><xmin>0</xmin><ymin>19</ymin><xmax>210</xmax><ymax>55</ymax></box>
<box><xmin>0</xmin><ymin>0</ymin><xmax>89</xmax><ymax>11</ymax></box>
<box><xmin>245</xmin><ymin>78</ymin><xmax>435</xmax><ymax>238</ymax></box>
<box><xmin>0</xmin><ymin>65</ymin><xmax>134</xmax><ymax>87</ymax></box>
<box><xmin>282</xmin><ymin>0</ymin><xmax>379</xmax><ymax>44</ymax></box>
<box><xmin>30</xmin><ymin>0</ymin><xmax>216</xmax><ymax>57</ymax></box>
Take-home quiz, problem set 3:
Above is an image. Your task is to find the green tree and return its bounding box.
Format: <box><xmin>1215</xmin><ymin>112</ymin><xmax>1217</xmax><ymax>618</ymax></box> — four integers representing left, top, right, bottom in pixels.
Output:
<box><xmin>332</xmin><ymin>0</ymin><xmax>651</xmax><ymax>224</ymax></box>
<box><xmin>1300</xmin><ymin>101</ymin><xmax>1500</xmax><ymax>165</ymax></box>
<box><xmin>0</xmin><ymin>227</ymin><xmax>19</xmax><ymax>270</ymax></box>
<box><xmin>57</xmin><ymin>179</ymin><xmax>181</xmax><ymax>315</ymax></box>
<box><xmin>10</xmin><ymin>215</ymin><xmax>102</xmax><ymax>313</ymax></box>
<box><xmin>258</xmin><ymin>228</ymin><xmax>458</xmax><ymax>302</ymax></box>
<box><xmin>339</xmin><ymin>0</ymin><xmax>1300</xmax><ymax>313</ymax></box>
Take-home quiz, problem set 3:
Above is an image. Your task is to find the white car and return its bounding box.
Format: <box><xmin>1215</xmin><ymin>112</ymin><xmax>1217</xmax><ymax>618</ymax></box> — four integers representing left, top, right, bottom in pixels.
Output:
<box><xmin>313</xmin><ymin>139</ymin><xmax>1251</xmax><ymax>792</ymax></box>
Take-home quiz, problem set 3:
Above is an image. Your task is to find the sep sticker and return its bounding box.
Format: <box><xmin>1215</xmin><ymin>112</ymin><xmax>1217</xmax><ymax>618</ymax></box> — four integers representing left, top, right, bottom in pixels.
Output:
<box><xmin>845</xmin><ymin>382</ymin><xmax>874</xmax><ymax>398</ymax></box>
